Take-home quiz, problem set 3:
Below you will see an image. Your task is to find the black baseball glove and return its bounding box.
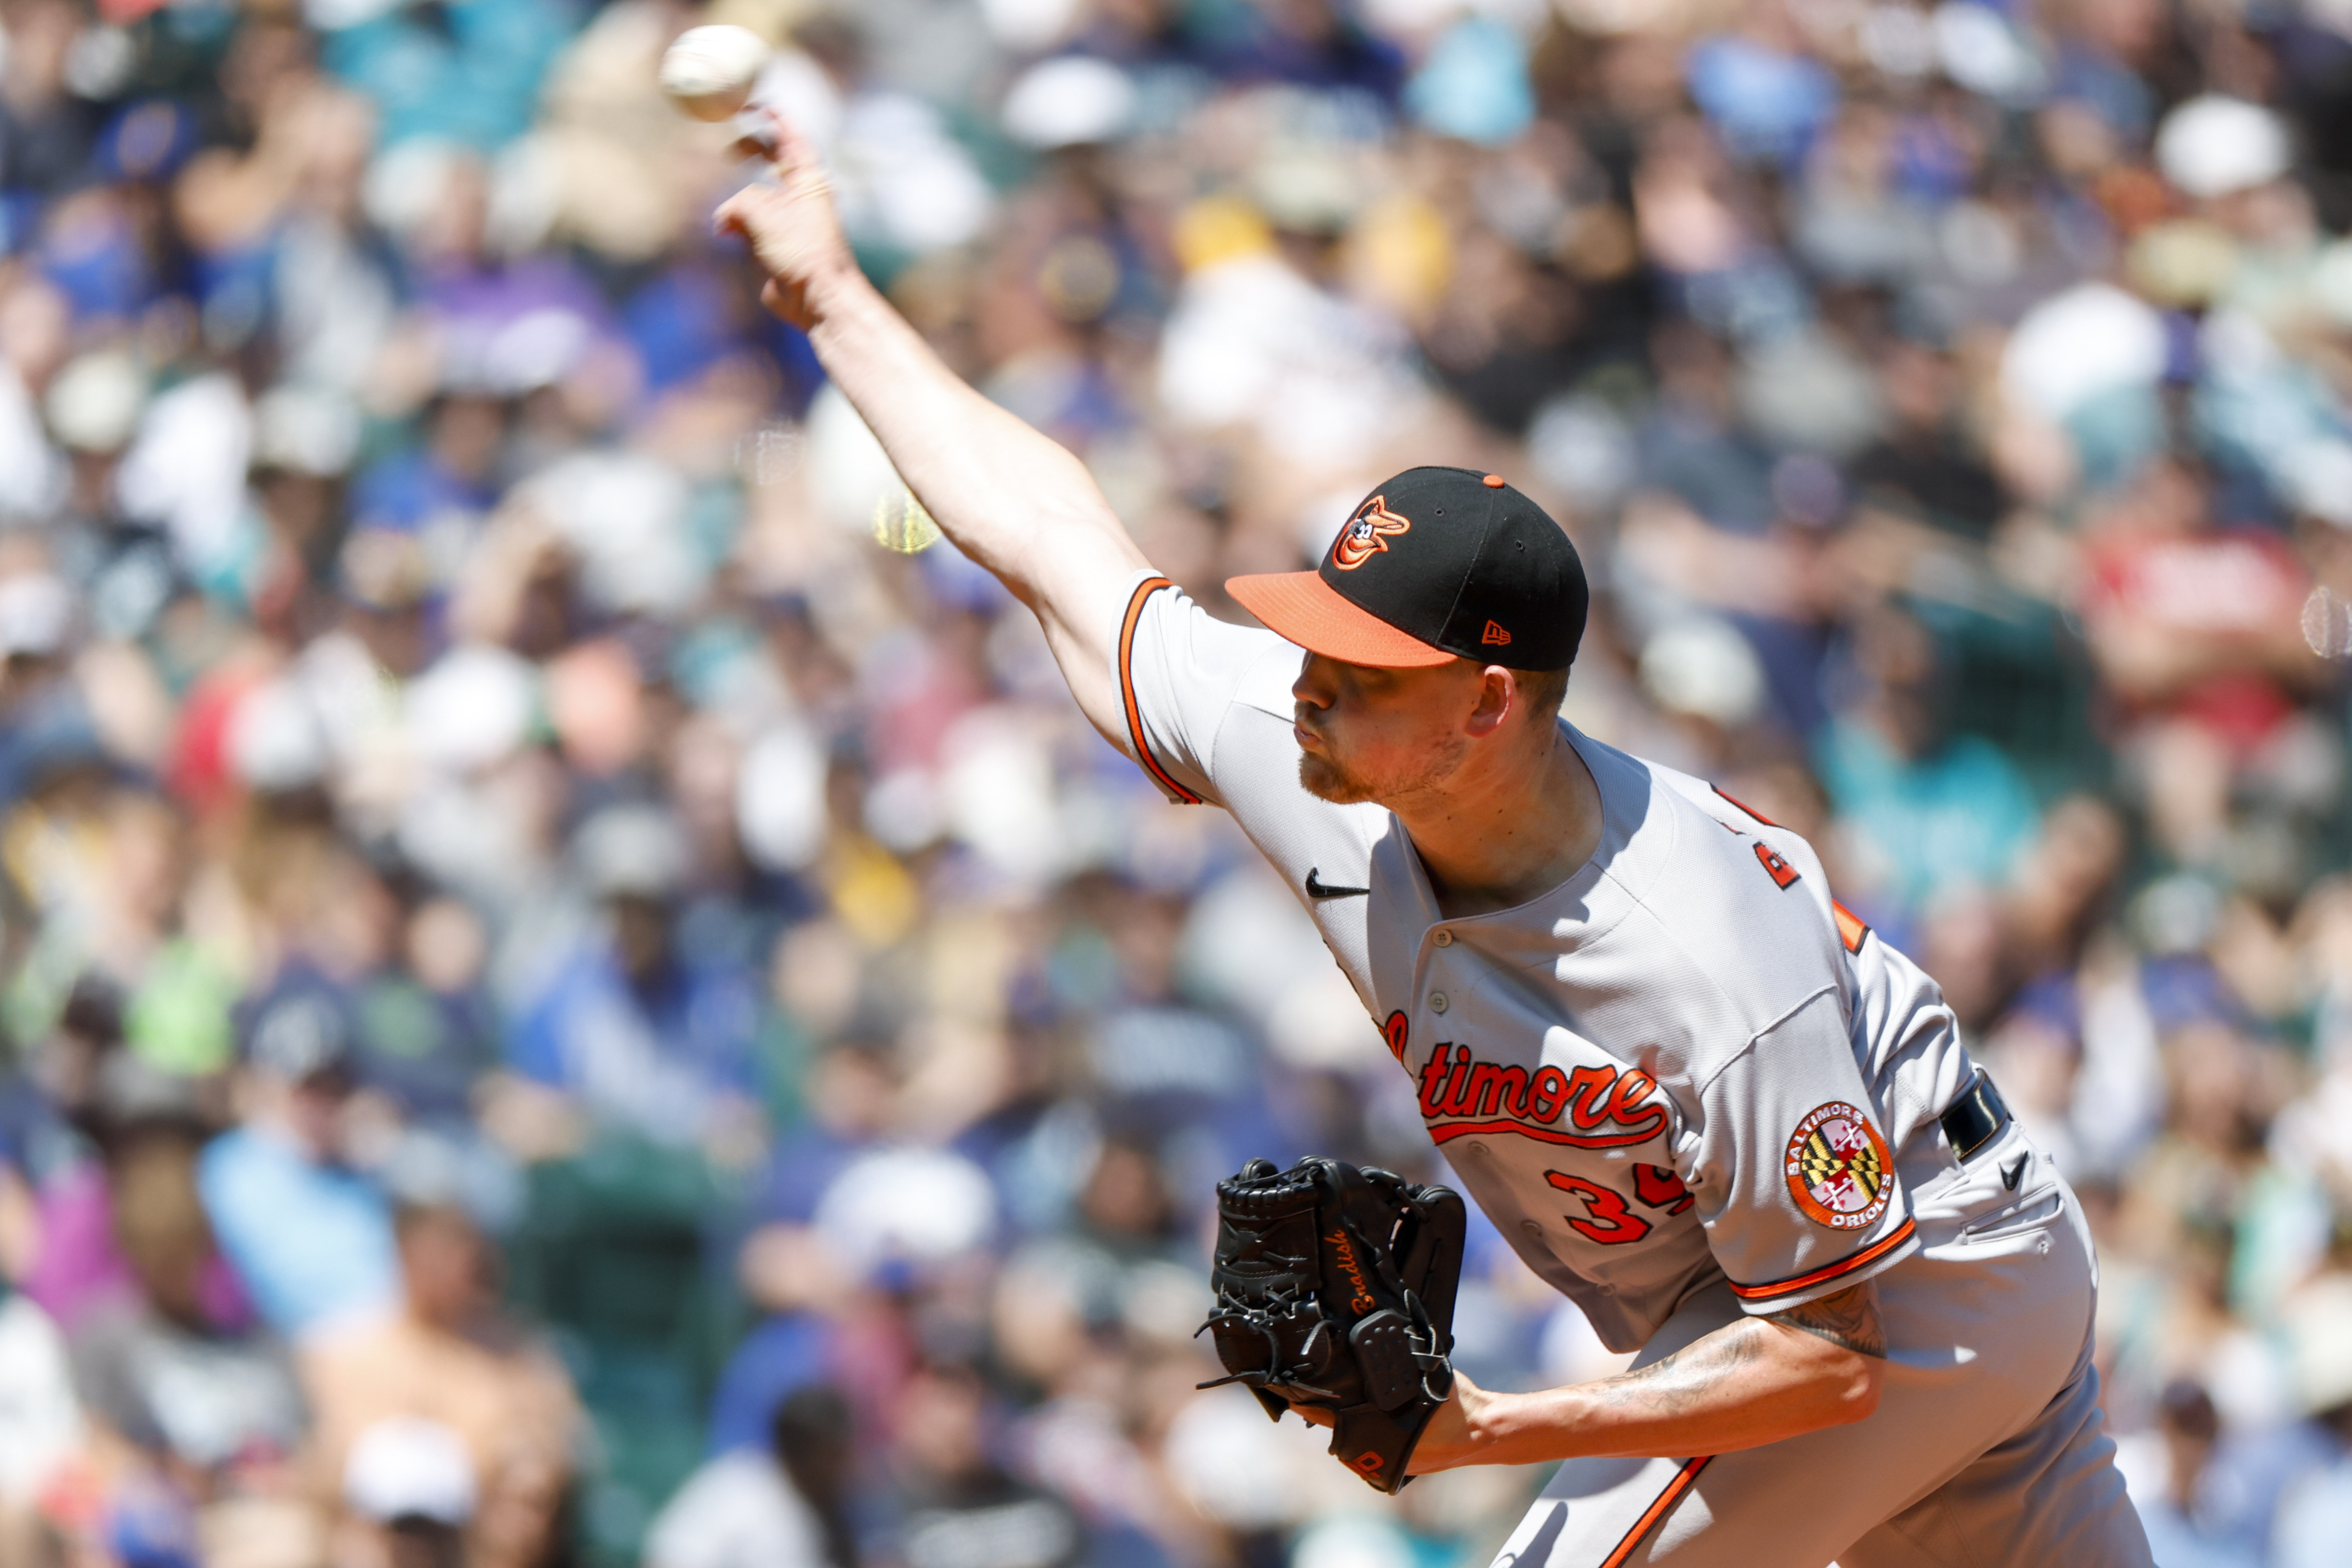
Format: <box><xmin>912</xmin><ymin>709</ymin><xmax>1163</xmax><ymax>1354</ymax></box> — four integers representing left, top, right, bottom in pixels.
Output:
<box><xmin>1197</xmin><ymin>1156</ymin><xmax>1466</xmax><ymax>1494</ymax></box>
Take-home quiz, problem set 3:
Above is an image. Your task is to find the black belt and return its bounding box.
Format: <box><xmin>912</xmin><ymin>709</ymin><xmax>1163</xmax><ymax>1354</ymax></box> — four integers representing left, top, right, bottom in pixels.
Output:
<box><xmin>1939</xmin><ymin>1069</ymin><xmax>2011</xmax><ymax>1163</ymax></box>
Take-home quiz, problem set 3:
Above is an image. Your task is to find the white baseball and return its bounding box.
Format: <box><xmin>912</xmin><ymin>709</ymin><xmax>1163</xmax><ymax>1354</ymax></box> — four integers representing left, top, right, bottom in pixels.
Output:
<box><xmin>658</xmin><ymin>24</ymin><xmax>772</xmax><ymax>123</ymax></box>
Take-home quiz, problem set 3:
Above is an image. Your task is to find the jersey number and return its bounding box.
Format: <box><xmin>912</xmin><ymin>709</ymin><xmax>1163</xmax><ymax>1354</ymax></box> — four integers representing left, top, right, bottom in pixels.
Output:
<box><xmin>1545</xmin><ymin>1172</ymin><xmax>1651</xmax><ymax>1244</ymax></box>
<box><xmin>1545</xmin><ymin>1165</ymin><xmax>1696</xmax><ymax>1244</ymax></box>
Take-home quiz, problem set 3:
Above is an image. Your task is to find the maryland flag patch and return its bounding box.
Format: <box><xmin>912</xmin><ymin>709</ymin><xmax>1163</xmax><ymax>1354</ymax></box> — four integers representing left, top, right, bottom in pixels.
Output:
<box><xmin>1785</xmin><ymin>1102</ymin><xmax>1895</xmax><ymax>1231</ymax></box>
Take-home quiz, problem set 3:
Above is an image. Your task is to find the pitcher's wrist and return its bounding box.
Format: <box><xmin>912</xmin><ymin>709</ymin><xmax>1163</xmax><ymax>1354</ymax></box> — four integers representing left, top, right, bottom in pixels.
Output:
<box><xmin>797</xmin><ymin>257</ymin><xmax>872</xmax><ymax>331</ymax></box>
<box><xmin>1456</xmin><ymin>1382</ymin><xmax>1508</xmax><ymax>1449</ymax></box>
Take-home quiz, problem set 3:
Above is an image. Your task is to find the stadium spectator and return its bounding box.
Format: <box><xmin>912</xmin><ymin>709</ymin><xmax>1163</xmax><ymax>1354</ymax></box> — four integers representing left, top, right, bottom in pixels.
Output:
<box><xmin>645</xmin><ymin>1384</ymin><xmax>858</xmax><ymax>1568</ymax></box>
<box><xmin>301</xmin><ymin>1181</ymin><xmax>576</xmax><ymax>1568</ymax></box>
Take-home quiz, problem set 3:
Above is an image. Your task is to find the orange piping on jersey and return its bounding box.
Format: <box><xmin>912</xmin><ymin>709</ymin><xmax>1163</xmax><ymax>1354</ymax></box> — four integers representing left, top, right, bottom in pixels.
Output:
<box><xmin>1832</xmin><ymin>900</ymin><xmax>1871</xmax><ymax>954</ymax></box>
<box><xmin>1599</xmin><ymin>1455</ymin><xmax>1714</xmax><ymax>1568</ymax></box>
<box><xmin>1118</xmin><ymin>577</ymin><xmax>1202</xmax><ymax>805</ymax></box>
<box><xmin>1727</xmin><ymin>1217</ymin><xmax>1918</xmax><ymax>1302</ymax></box>
<box><xmin>1428</xmin><ymin>1118</ymin><xmax>1663</xmax><ymax>1150</ymax></box>
<box><xmin>1711</xmin><ymin>784</ymin><xmax>1779</xmax><ymax>828</ymax></box>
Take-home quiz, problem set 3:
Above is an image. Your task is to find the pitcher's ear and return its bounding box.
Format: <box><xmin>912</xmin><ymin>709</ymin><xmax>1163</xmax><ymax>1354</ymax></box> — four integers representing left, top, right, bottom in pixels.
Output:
<box><xmin>1464</xmin><ymin>665</ymin><xmax>1517</xmax><ymax>738</ymax></box>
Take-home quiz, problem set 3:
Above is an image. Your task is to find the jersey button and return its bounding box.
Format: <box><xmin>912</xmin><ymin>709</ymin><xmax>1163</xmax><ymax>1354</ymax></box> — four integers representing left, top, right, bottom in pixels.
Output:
<box><xmin>1429</xmin><ymin>992</ymin><xmax>1448</xmax><ymax>1014</ymax></box>
<box><xmin>1432</xmin><ymin>929</ymin><xmax>1453</xmax><ymax>948</ymax></box>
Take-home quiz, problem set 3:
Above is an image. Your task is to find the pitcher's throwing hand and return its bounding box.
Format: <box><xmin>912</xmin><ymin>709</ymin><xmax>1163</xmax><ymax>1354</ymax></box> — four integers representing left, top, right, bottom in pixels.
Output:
<box><xmin>713</xmin><ymin>111</ymin><xmax>852</xmax><ymax>333</ymax></box>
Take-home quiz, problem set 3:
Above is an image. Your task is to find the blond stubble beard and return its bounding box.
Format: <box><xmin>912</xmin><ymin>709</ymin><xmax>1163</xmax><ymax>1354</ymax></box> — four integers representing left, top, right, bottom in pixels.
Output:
<box><xmin>1298</xmin><ymin>752</ymin><xmax>1376</xmax><ymax>804</ymax></box>
<box><xmin>1295</xmin><ymin>732</ymin><xmax>1468</xmax><ymax>807</ymax></box>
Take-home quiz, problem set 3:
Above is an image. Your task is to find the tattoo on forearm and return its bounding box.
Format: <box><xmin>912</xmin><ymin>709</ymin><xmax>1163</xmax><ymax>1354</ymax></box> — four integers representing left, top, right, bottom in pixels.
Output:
<box><xmin>1594</xmin><ymin>1322</ymin><xmax>1765</xmax><ymax>1417</ymax></box>
<box><xmin>1577</xmin><ymin>1280</ymin><xmax>1884</xmax><ymax>1429</ymax></box>
<box><xmin>1777</xmin><ymin>1281</ymin><xmax>1887</xmax><ymax>1359</ymax></box>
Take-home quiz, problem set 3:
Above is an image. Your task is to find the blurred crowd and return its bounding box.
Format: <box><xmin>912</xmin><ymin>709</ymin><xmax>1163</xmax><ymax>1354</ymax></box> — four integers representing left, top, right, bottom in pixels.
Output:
<box><xmin>0</xmin><ymin>0</ymin><xmax>2349</xmax><ymax>1564</ymax></box>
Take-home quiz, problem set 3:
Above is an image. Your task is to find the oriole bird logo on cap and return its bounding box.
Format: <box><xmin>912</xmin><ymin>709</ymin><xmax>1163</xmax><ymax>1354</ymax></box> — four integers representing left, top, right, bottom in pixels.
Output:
<box><xmin>1331</xmin><ymin>495</ymin><xmax>1411</xmax><ymax>570</ymax></box>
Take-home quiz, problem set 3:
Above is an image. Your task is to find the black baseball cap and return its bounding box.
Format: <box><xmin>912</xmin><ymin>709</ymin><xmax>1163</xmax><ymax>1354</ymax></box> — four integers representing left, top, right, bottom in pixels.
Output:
<box><xmin>1226</xmin><ymin>467</ymin><xmax>1588</xmax><ymax>670</ymax></box>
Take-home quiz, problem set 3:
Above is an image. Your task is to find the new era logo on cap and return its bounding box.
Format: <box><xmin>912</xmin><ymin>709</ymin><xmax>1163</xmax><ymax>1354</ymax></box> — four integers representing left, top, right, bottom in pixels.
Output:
<box><xmin>1226</xmin><ymin>467</ymin><xmax>1587</xmax><ymax>671</ymax></box>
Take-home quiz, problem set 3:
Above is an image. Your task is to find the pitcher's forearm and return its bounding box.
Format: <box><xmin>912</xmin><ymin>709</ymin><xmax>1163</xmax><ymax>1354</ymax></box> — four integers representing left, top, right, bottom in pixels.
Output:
<box><xmin>1452</xmin><ymin>1317</ymin><xmax>1880</xmax><ymax>1467</ymax></box>
<box><xmin>799</xmin><ymin>270</ymin><xmax>1146</xmax><ymax>604</ymax></box>
<box><xmin>1411</xmin><ymin>1282</ymin><xmax>1887</xmax><ymax>1473</ymax></box>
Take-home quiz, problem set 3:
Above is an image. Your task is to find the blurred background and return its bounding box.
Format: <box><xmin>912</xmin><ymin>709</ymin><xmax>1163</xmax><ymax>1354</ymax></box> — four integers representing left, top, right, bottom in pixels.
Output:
<box><xmin>0</xmin><ymin>0</ymin><xmax>2349</xmax><ymax>1564</ymax></box>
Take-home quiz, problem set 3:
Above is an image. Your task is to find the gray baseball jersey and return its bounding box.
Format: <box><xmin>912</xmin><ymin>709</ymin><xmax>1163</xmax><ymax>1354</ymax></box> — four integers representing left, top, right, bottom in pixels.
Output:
<box><xmin>1112</xmin><ymin>573</ymin><xmax>1971</xmax><ymax>1345</ymax></box>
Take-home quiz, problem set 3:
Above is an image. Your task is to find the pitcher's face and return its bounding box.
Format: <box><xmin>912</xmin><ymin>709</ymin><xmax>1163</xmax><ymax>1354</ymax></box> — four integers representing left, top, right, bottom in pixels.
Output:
<box><xmin>1289</xmin><ymin>653</ymin><xmax>1482</xmax><ymax>806</ymax></box>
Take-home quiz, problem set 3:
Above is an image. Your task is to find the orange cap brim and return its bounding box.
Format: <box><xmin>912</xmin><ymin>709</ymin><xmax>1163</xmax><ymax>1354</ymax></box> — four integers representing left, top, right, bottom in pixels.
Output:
<box><xmin>1224</xmin><ymin>571</ymin><xmax>1455</xmax><ymax>668</ymax></box>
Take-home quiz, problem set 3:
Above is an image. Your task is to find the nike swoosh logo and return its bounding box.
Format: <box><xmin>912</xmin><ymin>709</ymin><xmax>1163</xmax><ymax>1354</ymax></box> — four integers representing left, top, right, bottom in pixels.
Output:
<box><xmin>2000</xmin><ymin>1154</ymin><xmax>2028</xmax><ymax>1192</ymax></box>
<box><xmin>1305</xmin><ymin>868</ymin><xmax>1369</xmax><ymax>900</ymax></box>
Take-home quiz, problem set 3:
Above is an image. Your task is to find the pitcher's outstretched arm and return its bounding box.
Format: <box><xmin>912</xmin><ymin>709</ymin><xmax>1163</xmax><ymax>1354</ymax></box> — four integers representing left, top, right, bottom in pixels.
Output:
<box><xmin>716</xmin><ymin>111</ymin><xmax>1152</xmax><ymax>750</ymax></box>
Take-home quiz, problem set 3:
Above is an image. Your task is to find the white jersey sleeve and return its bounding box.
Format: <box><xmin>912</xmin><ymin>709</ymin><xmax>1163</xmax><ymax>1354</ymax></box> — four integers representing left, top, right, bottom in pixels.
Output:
<box><xmin>1103</xmin><ymin>572</ymin><xmax>1395</xmax><ymax>1014</ymax></box>
<box><xmin>1682</xmin><ymin>988</ymin><xmax>1920</xmax><ymax>1313</ymax></box>
<box><xmin>1107</xmin><ymin>571</ymin><xmax>1301</xmax><ymax>808</ymax></box>
<box><xmin>1631</xmin><ymin>767</ymin><xmax>1932</xmax><ymax>1312</ymax></box>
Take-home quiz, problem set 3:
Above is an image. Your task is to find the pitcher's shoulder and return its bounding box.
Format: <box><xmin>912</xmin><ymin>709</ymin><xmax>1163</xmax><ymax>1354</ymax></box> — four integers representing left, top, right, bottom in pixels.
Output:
<box><xmin>1594</xmin><ymin>750</ymin><xmax>1852</xmax><ymax>1027</ymax></box>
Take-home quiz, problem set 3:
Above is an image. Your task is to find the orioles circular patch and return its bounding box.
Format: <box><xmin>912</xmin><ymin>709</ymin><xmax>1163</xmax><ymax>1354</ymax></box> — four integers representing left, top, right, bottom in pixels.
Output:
<box><xmin>1784</xmin><ymin>1102</ymin><xmax>1894</xmax><ymax>1230</ymax></box>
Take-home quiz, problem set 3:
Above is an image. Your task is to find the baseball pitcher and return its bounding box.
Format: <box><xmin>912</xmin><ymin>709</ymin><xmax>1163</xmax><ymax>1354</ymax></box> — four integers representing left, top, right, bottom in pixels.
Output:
<box><xmin>717</xmin><ymin>116</ymin><xmax>2153</xmax><ymax>1568</ymax></box>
